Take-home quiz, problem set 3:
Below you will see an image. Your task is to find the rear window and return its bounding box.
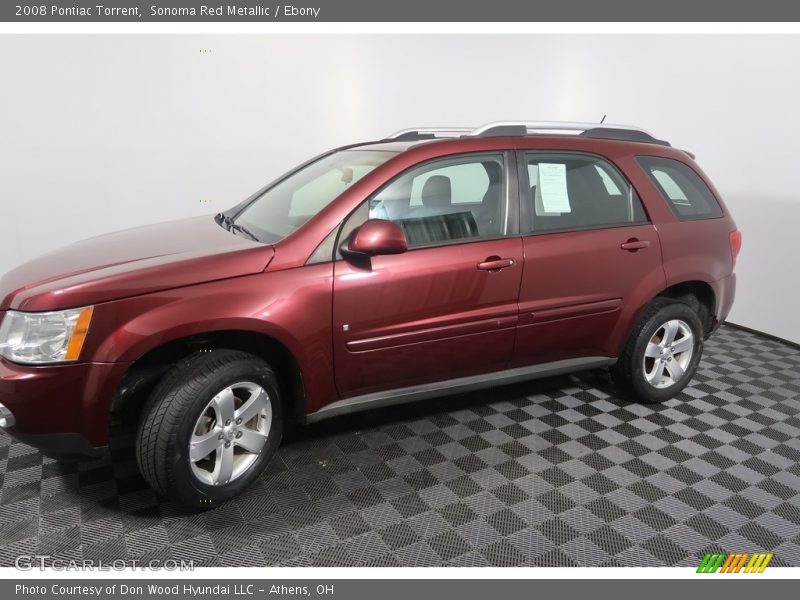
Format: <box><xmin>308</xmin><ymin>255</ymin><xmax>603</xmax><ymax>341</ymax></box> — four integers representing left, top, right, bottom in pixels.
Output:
<box><xmin>637</xmin><ymin>156</ymin><xmax>723</xmax><ymax>220</ymax></box>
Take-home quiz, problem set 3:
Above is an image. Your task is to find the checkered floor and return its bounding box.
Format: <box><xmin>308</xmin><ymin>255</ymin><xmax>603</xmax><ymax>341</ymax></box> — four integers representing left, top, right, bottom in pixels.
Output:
<box><xmin>1</xmin><ymin>325</ymin><xmax>799</xmax><ymax>567</ymax></box>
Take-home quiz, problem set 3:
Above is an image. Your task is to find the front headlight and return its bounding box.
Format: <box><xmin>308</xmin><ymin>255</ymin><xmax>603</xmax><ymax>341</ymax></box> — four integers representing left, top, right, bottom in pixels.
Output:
<box><xmin>0</xmin><ymin>306</ymin><xmax>94</xmax><ymax>365</ymax></box>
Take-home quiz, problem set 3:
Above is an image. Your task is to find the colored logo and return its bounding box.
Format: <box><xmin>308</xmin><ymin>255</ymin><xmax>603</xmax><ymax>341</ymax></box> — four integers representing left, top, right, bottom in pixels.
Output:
<box><xmin>697</xmin><ymin>552</ymin><xmax>773</xmax><ymax>573</ymax></box>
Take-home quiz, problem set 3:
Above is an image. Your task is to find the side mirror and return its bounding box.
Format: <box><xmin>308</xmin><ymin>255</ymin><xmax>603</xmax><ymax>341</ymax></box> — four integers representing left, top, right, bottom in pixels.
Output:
<box><xmin>343</xmin><ymin>219</ymin><xmax>408</xmax><ymax>263</ymax></box>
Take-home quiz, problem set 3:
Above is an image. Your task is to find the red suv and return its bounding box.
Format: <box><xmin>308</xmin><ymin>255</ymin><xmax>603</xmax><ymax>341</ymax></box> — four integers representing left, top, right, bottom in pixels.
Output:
<box><xmin>0</xmin><ymin>122</ymin><xmax>740</xmax><ymax>507</ymax></box>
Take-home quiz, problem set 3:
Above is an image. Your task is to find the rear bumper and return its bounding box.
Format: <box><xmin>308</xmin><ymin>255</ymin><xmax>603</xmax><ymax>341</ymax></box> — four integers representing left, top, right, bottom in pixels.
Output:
<box><xmin>0</xmin><ymin>357</ymin><xmax>131</xmax><ymax>455</ymax></box>
<box><xmin>711</xmin><ymin>273</ymin><xmax>737</xmax><ymax>332</ymax></box>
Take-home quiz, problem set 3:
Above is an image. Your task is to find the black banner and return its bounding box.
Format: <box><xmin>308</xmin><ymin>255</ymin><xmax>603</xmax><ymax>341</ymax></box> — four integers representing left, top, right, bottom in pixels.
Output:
<box><xmin>6</xmin><ymin>579</ymin><xmax>800</xmax><ymax>600</ymax></box>
<box><xmin>2</xmin><ymin>0</ymin><xmax>800</xmax><ymax>22</ymax></box>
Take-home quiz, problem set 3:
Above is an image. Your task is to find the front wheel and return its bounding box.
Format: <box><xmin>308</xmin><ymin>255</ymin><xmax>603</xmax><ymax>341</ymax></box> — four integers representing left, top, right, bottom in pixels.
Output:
<box><xmin>136</xmin><ymin>350</ymin><xmax>282</xmax><ymax>509</ymax></box>
<box><xmin>611</xmin><ymin>300</ymin><xmax>704</xmax><ymax>403</ymax></box>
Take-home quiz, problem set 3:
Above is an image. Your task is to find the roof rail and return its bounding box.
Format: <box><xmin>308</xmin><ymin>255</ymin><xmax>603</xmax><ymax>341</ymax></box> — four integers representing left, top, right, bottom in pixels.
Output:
<box><xmin>384</xmin><ymin>127</ymin><xmax>473</xmax><ymax>141</ymax></box>
<box><xmin>383</xmin><ymin>121</ymin><xmax>670</xmax><ymax>146</ymax></box>
<box><xmin>469</xmin><ymin>121</ymin><xmax>670</xmax><ymax>146</ymax></box>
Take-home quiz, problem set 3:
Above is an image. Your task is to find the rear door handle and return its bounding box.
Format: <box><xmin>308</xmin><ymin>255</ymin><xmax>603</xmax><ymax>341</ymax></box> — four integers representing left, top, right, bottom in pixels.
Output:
<box><xmin>477</xmin><ymin>257</ymin><xmax>516</xmax><ymax>271</ymax></box>
<box><xmin>620</xmin><ymin>239</ymin><xmax>651</xmax><ymax>252</ymax></box>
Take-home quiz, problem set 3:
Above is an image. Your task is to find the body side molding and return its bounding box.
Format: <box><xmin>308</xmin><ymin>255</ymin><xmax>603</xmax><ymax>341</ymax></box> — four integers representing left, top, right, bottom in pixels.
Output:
<box><xmin>307</xmin><ymin>356</ymin><xmax>616</xmax><ymax>423</ymax></box>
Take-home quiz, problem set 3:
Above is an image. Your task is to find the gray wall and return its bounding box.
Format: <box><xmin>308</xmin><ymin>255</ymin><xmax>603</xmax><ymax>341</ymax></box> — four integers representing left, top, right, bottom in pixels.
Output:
<box><xmin>0</xmin><ymin>35</ymin><xmax>797</xmax><ymax>342</ymax></box>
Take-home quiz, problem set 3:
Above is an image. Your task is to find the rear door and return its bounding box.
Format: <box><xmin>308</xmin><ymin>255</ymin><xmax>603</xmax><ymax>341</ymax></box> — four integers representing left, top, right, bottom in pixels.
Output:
<box><xmin>511</xmin><ymin>151</ymin><xmax>666</xmax><ymax>366</ymax></box>
<box><xmin>332</xmin><ymin>152</ymin><xmax>523</xmax><ymax>398</ymax></box>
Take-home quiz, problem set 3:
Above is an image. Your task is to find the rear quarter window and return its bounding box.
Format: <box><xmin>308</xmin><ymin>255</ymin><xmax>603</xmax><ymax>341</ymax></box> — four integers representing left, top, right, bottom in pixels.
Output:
<box><xmin>637</xmin><ymin>156</ymin><xmax>723</xmax><ymax>221</ymax></box>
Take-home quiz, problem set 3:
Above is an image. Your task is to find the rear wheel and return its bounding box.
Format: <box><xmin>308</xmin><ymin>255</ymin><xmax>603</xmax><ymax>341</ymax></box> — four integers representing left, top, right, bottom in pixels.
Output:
<box><xmin>611</xmin><ymin>300</ymin><xmax>704</xmax><ymax>403</ymax></box>
<box><xmin>136</xmin><ymin>350</ymin><xmax>282</xmax><ymax>508</ymax></box>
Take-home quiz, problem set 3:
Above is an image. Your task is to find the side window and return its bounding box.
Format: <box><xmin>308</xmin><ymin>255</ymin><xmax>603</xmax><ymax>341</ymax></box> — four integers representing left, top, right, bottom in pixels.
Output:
<box><xmin>363</xmin><ymin>154</ymin><xmax>507</xmax><ymax>248</ymax></box>
<box><xmin>408</xmin><ymin>163</ymin><xmax>492</xmax><ymax>206</ymax></box>
<box><xmin>637</xmin><ymin>156</ymin><xmax>723</xmax><ymax>220</ymax></box>
<box><xmin>525</xmin><ymin>153</ymin><xmax>647</xmax><ymax>233</ymax></box>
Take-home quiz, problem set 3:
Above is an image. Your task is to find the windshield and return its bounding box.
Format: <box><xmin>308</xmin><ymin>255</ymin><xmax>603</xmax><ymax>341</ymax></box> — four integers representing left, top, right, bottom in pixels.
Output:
<box><xmin>233</xmin><ymin>149</ymin><xmax>397</xmax><ymax>242</ymax></box>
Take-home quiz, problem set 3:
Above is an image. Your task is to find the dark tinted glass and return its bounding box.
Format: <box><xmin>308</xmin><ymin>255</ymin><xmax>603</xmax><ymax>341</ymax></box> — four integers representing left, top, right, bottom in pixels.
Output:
<box><xmin>525</xmin><ymin>153</ymin><xmax>647</xmax><ymax>233</ymax></box>
<box><xmin>637</xmin><ymin>156</ymin><xmax>723</xmax><ymax>220</ymax></box>
<box><xmin>366</xmin><ymin>154</ymin><xmax>507</xmax><ymax>247</ymax></box>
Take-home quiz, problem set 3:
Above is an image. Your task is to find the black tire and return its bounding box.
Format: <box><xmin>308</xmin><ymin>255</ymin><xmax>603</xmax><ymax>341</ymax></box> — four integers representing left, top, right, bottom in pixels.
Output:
<box><xmin>611</xmin><ymin>299</ymin><xmax>704</xmax><ymax>404</ymax></box>
<box><xmin>135</xmin><ymin>349</ymin><xmax>282</xmax><ymax>509</ymax></box>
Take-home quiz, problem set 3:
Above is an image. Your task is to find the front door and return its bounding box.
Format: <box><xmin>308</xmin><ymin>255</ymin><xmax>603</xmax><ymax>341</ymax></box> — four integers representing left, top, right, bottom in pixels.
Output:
<box><xmin>333</xmin><ymin>152</ymin><xmax>523</xmax><ymax>398</ymax></box>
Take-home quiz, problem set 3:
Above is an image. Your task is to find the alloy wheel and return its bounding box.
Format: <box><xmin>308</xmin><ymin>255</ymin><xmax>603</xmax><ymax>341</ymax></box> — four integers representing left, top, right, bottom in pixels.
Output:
<box><xmin>642</xmin><ymin>319</ymin><xmax>694</xmax><ymax>389</ymax></box>
<box><xmin>188</xmin><ymin>381</ymin><xmax>272</xmax><ymax>486</ymax></box>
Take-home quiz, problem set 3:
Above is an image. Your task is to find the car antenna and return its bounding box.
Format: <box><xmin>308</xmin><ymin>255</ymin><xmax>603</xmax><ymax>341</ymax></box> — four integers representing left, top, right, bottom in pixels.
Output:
<box><xmin>600</xmin><ymin>114</ymin><xmax>607</xmax><ymax>124</ymax></box>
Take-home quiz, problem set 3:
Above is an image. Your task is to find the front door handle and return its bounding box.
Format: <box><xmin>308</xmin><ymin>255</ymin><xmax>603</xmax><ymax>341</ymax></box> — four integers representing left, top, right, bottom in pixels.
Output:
<box><xmin>620</xmin><ymin>239</ymin><xmax>651</xmax><ymax>252</ymax></box>
<box><xmin>477</xmin><ymin>257</ymin><xmax>516</xmax><ymax>271</ymax></box>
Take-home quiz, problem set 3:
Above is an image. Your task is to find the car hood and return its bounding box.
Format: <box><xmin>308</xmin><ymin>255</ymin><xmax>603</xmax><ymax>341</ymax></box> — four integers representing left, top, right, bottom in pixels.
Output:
<box><xmin>0</xmin><ymin>215</ymin><xmax>275</xmax><ymax>311</ymax></box>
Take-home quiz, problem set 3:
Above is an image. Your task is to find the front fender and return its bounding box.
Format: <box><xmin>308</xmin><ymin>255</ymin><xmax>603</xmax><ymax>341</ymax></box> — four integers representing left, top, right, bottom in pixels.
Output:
<box><xmin>85</xmin><ymin>265</ymin><xmax>336</xmax><ymax>413</ymax></box>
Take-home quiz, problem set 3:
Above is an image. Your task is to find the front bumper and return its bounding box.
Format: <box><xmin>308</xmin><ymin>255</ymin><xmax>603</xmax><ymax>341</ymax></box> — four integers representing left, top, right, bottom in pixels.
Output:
<box><xmin>4</xmin><ymin>429</ymin><xmax>107</xmax><ymax>460</ymax></box>
<box><xmin>0</xmin><ymin>357</ymin><xmax>131</xmax><ymax>458</ymax></box>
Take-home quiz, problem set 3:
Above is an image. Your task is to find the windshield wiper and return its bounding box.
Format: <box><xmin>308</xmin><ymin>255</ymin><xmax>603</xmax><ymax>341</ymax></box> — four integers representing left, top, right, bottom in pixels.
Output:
<box><xmin>216</xmin><ymin>212</ymin><xmax>260</xmax><ymax>242</ymax></box>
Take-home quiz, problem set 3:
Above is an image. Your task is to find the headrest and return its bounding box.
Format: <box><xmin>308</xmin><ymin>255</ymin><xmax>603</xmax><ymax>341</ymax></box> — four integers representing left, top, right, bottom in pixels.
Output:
<box><xmin>482</xmin><ymin>161</ymin><xmax>502</xmax><ymax>185</ymax></box>
<box><xmin>421</xmin><ymin>175</ymin><xmax>452</xmax><ymax>209</ymax></box>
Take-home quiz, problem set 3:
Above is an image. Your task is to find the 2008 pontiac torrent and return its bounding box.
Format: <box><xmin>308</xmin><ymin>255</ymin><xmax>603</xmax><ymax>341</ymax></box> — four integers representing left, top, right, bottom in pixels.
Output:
<box><xmin>0</xmin><ymin>121</ymin><xmax>740</xmax><ymax>507</ymax></box>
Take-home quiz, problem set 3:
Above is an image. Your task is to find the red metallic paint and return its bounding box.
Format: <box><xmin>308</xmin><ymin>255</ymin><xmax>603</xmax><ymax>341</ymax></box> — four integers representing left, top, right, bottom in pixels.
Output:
<box><xmin>0</xmin><ymin>134</ymin><xmax>738</xmax><ymax>451</ymax></box>
<box><xmin>333</xmin><ymin>237</ymin><xmax>524</xmax><ymax>397</ymax></box>
<box><xmin>0</xmin><ymin>358</ymin><xmax>130</xmax><ymax>446</ymax></box>
<box><xmin>513</xmin><ymin>224</ymin><xmax>667</xmax><ymax>365</ymax></box>
<box><xmin>0</xmin><ymin>216</ymin><xmax>275</xmax><ymax>312</ymax></box>
<box><xmin>348</xmin><ymin>219</ymin><xmax>409</xmax><ymax>256</ymax></box>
